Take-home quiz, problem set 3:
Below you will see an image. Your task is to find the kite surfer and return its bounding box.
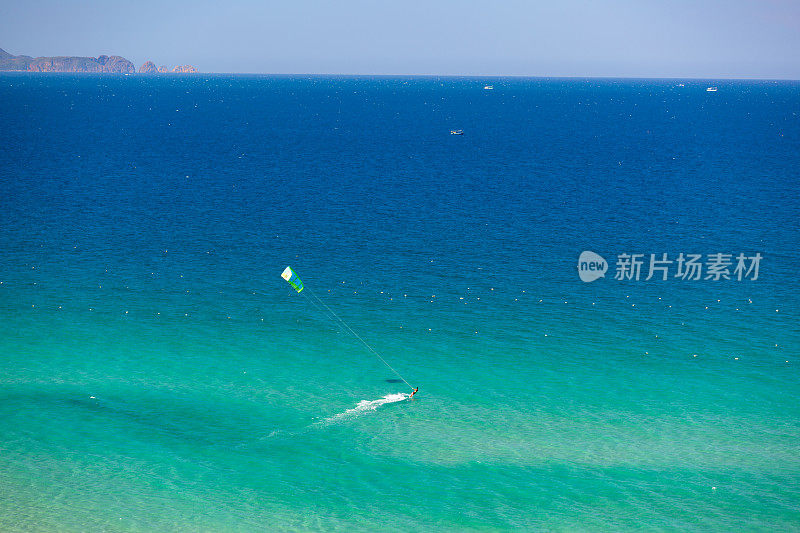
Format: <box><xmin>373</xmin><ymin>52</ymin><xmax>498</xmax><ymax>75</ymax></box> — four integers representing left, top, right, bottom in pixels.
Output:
<box><xmin>281</xmin><ymin>266</ymin><xmax>418</xmax><ymax>401</ymax></box>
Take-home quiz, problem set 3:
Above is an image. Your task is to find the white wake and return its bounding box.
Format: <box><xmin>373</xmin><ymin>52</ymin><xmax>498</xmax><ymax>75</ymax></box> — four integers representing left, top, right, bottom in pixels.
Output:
<box><xmin>321</xmin><ymin>393</ymin><xmax>409</xmax><ymax>424</ymax></box>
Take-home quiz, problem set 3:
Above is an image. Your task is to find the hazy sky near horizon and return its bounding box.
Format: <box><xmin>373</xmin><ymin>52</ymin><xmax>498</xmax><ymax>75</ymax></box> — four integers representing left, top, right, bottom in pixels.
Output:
<box><xmin>1</xmin><ymin>0</ymin><xmax>799</xmax><ymax>78</ymax></box>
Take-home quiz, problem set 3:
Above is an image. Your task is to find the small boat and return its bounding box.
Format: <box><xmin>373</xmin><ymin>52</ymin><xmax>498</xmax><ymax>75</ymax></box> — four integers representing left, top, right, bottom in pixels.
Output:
<box><xmin>483</xmin><ymin>85</ymin><xmax>494</xmax><ymax>90</ymax></box>
<box><xmin>706</xmin><ymin>86</ymin><xmax>718</xmax><ymax>92</ymax></box>
<box><xmin>450</xmin><ymin>130</ymin><xmax>464</xmax><ymax>135</ymax></box>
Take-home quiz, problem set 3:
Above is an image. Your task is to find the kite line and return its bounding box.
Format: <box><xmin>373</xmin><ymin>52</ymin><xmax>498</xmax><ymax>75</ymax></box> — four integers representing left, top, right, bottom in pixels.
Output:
<box><xmin>281</xmin><ymin>266</ymin><xmax>415</xmax><ymax>391</ymax></box>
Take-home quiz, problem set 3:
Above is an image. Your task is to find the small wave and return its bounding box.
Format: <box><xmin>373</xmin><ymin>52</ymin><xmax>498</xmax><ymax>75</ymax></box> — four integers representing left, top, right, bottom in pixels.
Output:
<box><xmin>322</xmin><ymin>393</ymin><xmax>408</xmax><ymax>424</ymax></box>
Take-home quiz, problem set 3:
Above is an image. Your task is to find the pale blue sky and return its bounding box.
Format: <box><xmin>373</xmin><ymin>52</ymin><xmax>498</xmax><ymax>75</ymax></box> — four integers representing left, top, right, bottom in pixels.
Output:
<box><xmin>1</xmin><ymin>0</ymin><xmax>798</xmax><ymax>78</ymax></box>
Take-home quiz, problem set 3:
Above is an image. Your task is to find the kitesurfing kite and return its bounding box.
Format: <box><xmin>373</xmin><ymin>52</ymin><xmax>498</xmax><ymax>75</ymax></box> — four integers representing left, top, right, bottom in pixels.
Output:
<box><xmin>281</xmin><ymin>266</ymin><xmax>304</xmax><ymax>293</ymax></box>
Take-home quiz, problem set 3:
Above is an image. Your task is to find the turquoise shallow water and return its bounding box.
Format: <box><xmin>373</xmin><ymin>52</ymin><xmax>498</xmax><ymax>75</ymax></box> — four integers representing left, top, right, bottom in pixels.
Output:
<box><xmin>1</xmin><ymin>74</ymin><xmax>799</xmax><ymax>530</ymax></box>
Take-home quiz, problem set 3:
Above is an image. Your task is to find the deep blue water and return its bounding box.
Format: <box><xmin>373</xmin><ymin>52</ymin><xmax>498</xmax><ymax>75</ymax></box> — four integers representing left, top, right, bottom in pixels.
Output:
<box><xmin>1</xmin><ymin>74</ymin><xmax>799</xmax><ymax>531</ymax></box>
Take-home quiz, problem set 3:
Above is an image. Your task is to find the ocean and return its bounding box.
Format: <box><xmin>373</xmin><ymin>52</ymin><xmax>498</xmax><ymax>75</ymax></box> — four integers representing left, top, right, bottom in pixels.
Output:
<box><xmin>1</xmin><ymin>73</ymin><xmax>798</xmax><ymax>531</ymax></box>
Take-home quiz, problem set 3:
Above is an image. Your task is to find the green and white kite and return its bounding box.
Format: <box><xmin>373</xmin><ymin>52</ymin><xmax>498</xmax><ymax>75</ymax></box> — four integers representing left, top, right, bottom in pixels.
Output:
<box><xmin>281</xmin><ymin>266</ymin><xmax>304</xmax><ymax>293</ymax></box>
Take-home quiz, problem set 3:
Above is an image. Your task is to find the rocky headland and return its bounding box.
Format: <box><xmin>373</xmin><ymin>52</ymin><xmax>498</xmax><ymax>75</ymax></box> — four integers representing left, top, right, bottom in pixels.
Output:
<box><xmin>1</xmin><ymin>48</ymin><xmax>197</xmax><ymax>74</ymax></box>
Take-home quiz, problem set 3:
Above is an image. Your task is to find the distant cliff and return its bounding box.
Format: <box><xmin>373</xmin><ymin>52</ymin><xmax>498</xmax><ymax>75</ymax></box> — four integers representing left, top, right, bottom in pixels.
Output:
<box><xmin>0</xmin><ymin>48</ymin><xmax>32</xmax><ymax>70</ymax></box>
<box><xmin>172</xmin><ymin>65</ymin><xmax>198</xmax><ymax>73</ymax></box>
<box><xmin>0</xmin><ymin>48</ymin><xmax>135</xmax><ymax>73</ymax></box>
<box><xmin>1</xmin><ymin>48</ymin><xmax>198</xmax><ymax>74</ymax></box>
<box><xmin>139</xmin><ymin>61</ymin><xmax>199</xmax><ymax>74</ymax></box>
<box><xmin>138</xmin><ymin>61</ymin><xmax>158</xmax><ymax>74</ymax></box>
